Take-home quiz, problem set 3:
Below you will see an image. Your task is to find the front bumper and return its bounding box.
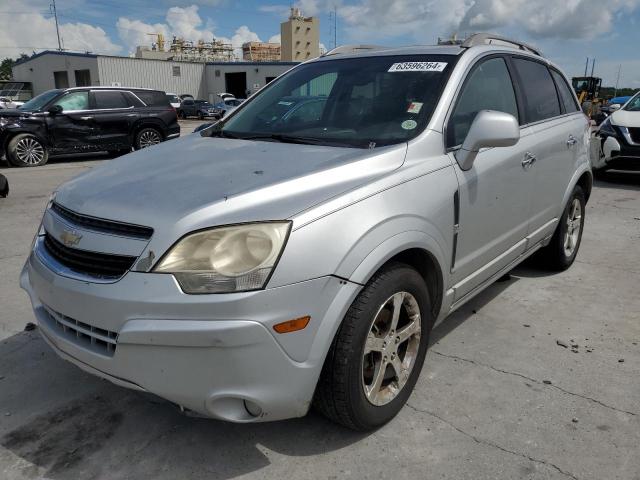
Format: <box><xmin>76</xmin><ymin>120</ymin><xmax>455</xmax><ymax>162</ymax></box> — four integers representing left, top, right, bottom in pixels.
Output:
<box><xmin>597</xmin><ymin>134</ymin><xmax>640</xmax><ymax>170</ymax></box>
<box><xmin>20</xmin><ymin>250</ymin><xmax>360</xmax><ymax>422</ymax></box>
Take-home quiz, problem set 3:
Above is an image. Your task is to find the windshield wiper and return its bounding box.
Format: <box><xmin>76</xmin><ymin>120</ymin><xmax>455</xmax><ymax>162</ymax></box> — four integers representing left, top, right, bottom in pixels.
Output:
<box><xmin>220</xmin><ymin>132</ymin><xmax>365</xmax><ymax>148</ymax></box>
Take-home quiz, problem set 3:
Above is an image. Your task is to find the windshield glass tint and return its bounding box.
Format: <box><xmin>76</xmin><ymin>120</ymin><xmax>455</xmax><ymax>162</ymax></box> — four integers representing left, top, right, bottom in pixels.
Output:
<box><xmin>624</xmin><ymin>93</ymin><xmax>640</xmax><ymax>111</ymax></box>
<box><xmin>18</xmin><ymin>90</ymin><xmax>61</xmax><ymax>111</ymax></box>
<box><xmin>222</xmin><ymin>55</ymin><xmax>455</xmax><ymax>147</ymax></box>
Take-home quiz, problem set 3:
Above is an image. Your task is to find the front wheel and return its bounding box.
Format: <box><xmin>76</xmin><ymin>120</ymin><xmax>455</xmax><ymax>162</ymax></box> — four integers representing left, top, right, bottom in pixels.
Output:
<box><xmin>539</xmin><ymin>185</ymin><xmax>586</xmax><ymax>271</ymax></box>
<box><xmin>134</xmin><ymin>128</ymin><xmax>162</xmax><ymax>150</ymax></box>
<box><xmin>7</xmin><ymin>134</ymin><xmax>49</xmax><ymax>167</ymax></box>
<box><xmin>314</xmin><ymin>262</ymin><xmax>433</xmax><ymax>430</ymax></box>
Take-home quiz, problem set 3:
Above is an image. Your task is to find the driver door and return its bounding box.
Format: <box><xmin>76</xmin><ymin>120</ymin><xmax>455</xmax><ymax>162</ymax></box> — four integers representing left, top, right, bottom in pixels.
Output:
<box><xmin>447</xmin><ymin>56</ymin><xmax>536</xmax><ymax>302</ymax></box>
<box><xmin>46</xmin><ymin>90</ymin><xmax>98</xmax><ymax>153</ymax></box>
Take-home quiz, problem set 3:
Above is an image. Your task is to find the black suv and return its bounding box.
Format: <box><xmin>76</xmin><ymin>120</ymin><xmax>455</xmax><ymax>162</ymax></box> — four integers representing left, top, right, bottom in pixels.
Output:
<box><xmin>178</xmin><ymin>99</ymin><xmax>218</xmax><ymax>120</ymax></box>
<box><xmin>0</xmin><ymin>87</ymin><xmax>180</xmax><ymax>167</ymax></box>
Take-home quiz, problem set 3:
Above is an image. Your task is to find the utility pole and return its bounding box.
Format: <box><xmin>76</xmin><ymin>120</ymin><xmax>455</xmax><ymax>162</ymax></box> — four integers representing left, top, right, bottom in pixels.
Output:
<box><xmin>333</xmin><ymin>5</ymin><xmax>337</xmax><ymax>49</ymax></box>
<box><xmin>51</xmin><ymin>0</ymin><xmax>62</xmax><ymax>51</ymax></box>
<box><xmin>614</xmin><ymin>64</ymin><xmax>622</xmax><ymax>97</ymax></box>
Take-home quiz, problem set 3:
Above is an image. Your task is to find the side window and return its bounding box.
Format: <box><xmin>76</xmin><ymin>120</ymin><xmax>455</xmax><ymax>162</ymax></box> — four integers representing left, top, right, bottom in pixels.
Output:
<box><xmin>512</xmin><ymin>59</ymin><xmax>561</xmax><ymax>123</ymax></box>
<box><xmin>93</xmin><ymin>91</ymin><xmax>129</xmax><ymax>109</ymax></box>
<box><xmin>550</xmin><ymin>70</ymin><xmax>579</xmax><ymax>113</ymax></box>
<box><xmin>52</xmin><ymin>91</ymin><xmax>89</xmax><ymax>111</ymax></box>
<box><xmin>447</xmin><ymin>57</ymin><xmax>518</xmax><ymax>148</ymax></box>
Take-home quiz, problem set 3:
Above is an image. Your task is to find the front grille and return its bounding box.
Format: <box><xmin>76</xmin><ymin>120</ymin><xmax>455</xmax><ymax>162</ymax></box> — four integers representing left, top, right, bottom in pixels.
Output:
<box><xmin>44</xmin><ymin>233</ymin><xmax>137</xmax><ymax>278</ymax></box>
<box><xmin>628</xmin><ymin>127</ymin><xmax>640</xmax><ymax>144</ymax></box>
<box><xmin>42</xmin><ymin>305</ymin><xmax>118</xmax><ymax>356</ymax></box>
<box><xmin>52</xmin><ymin>202</ymin><xmax>153</xmax><ymax>240</ymax></box>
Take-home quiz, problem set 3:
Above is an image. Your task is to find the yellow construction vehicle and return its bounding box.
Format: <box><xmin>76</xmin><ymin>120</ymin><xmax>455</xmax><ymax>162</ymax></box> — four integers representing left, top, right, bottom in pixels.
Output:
<box><xmin>571</xmin><ymin>76</ymin><xmax>602</xmax><ymax>118</ymax></box>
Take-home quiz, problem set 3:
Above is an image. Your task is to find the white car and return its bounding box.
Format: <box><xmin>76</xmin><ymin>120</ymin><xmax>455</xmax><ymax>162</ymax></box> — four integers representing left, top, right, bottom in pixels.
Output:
<box><xmin>165</xmin><ymin>92</ymin><xmax>181</xmax><ymax>110</ymax></box>
<box><xmin>0</xmin><ymin>96</ymin><xmax>23</xmax><ymax>109</ymax></box>
<box><xmin>593</xmin><ymin>91</ymin><xmax>640</xmax><ymax>171</ymax></box>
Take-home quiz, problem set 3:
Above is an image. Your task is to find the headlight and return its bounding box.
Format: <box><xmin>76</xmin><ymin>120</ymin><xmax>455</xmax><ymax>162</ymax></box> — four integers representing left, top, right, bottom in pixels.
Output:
<box><xmin>154</xmin><ymin>222</ymin><xmax>291</xmax><ymax>294</ymax></box>
<box><xmin>598</xmin><ymin>117</ymin><xmax>617</xmax><ymax>137</ymax></box>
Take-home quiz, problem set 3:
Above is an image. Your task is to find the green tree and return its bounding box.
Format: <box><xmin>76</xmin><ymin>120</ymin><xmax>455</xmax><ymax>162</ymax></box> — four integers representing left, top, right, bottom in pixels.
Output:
<box><xmin>0</xmin><ymin>54</ymin><xmax>29</xmax><ymax>81</ymax></box>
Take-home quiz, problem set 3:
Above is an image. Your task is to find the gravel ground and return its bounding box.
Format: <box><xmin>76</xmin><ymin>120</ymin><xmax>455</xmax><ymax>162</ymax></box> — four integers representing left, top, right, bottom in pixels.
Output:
<box><xmin>0</xmin><ymin>128</ymin><xmax>638</xmax><ymax>479</ymax></box>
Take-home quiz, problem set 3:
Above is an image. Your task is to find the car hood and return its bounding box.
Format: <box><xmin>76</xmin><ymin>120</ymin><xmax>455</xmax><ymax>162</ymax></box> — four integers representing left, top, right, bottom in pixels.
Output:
<box><xmin>55</xmin><ymin>134</ymin><xmax>407</xmax><ymax>238</ymax></box>
<box><xmin>611</xmin><ymin>109</ymin><xmax>640</xmax><ymax>128</ymax></box>
<box><xmin>0</xmin><ymin>108</ymin><xmax>32</xmax><ymax>117</ymax></box>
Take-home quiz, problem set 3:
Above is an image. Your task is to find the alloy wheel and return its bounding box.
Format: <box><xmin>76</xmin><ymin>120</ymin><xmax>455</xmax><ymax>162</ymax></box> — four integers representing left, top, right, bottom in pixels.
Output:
<box><xmin>15</xmin><ymin>137</ymin><xmax>45</xmax><ymax>165</ymax></box>
<box><xmin>138</xmin><ymin>130</ymin><xmax>161</xmax><ymax>148</ymax></box>
<box><xmin>564</xmin><ymin>198</ymin><xmax>582</xmax><ymax>257</ymax></box>
<box><xmin>362</xmin><ymin>291</ymin><xmax>422</xmax><ymax>406</ymax></box>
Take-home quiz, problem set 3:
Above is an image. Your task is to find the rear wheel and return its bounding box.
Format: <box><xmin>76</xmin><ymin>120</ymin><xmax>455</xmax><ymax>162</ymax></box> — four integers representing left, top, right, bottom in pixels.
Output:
<box><xmin>134</xmin><ymin>128</ymin><xmax>162</xmax><ymax>150</ymax></box>
<box><xmin>538</xmin><ymin>185</ymin><xmax>586</xmax><ymax>271</ymax></box>
<box><xmin>314</xmin><ymin>262</ymin><xmax>433</xmax><ymax>430</ymax></box>
<box><xmin>7</xmin><ymin>134</ymin><xmax>49</xmax><ymax>167</ymax></box>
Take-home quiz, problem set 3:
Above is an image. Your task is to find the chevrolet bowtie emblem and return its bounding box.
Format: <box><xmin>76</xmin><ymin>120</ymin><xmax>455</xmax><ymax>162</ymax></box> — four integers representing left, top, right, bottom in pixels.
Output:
<box><xmin>60</xmin><ymin>229</ymin><xmax>82</xmax><ymax>247</ymax></box>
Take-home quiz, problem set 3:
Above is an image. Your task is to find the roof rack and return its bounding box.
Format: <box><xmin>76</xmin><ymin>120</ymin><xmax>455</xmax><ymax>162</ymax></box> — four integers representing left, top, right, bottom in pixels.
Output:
<box><xmin>322</xmin><ymin>44</ymin><xmax>392</xmax><ymax>57</ymax></box>
<box><xmin>461</xmin><ymin>33</ymin><xmax>542</xmax><ymax>57</ymax></box>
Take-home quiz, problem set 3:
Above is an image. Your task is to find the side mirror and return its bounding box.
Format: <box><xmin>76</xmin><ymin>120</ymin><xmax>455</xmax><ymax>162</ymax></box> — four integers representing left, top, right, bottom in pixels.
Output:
<box><xmin>609</xmin><ymin>103</ymin><xmax>621</xmax><ymax>111</ymax></box>
<box><xmin>455</xmin><ymin>110</ymin><xmax>520</xmax><ymax>171</ymax></box>
<box><xmin>47</xmin><ymin>105</ymin><xmax>63</xmax><ymax>115</ymax></box>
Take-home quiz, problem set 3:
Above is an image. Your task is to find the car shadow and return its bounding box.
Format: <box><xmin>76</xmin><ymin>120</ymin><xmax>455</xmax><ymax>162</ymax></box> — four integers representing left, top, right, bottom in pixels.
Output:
<box><xmin>0</xmin><ymin>331</ymin><xmax>366</xmax><ymax>479</ymax></box>
<box><xmin>594</xmin><ymin>170</ymin><xmax>640</xmax><ymax>191</ymax></box>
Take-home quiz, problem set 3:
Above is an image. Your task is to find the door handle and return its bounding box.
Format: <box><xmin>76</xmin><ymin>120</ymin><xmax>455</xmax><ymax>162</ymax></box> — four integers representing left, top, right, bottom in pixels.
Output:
<box><xmin>80</xmin><ymin>116</ymin><xmax>93</xmax><ymax>121</ymax></box>
<box><xmin>566</xmin><ymin>135</ymin><xmax>578</xmax><ymax>147</ymax></box>
<box><xmin>522</xmin><ymin>152</ymin><xmax>537</xmax><ymax>169</ymax></box>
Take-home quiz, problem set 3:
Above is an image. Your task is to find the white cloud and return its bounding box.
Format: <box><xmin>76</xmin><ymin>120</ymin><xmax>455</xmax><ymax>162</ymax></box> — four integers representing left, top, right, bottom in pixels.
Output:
<box><xmin>0</xmin><ymin>0</ymin><xmax>120</xmax><ymax>58</ymax></box>
<box><xmin>268</xmin><ymin>34</ymin><xmax>282</xmax><ymax>44</ymax></box>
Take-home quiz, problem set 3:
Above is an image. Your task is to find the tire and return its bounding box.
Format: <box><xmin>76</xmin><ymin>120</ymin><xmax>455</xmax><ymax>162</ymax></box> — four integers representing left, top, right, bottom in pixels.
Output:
<box><xmin>179</xmin><ymin>111</ymin><xmax>187</xmax><ymax>119</ymax></box>
<box><xmin>314</xmin><ymin>262</ymin><xmax>433</xmax><ymax>430</ymax></box>
<box><xmin>538</xmin><ymin>185</ymin><xmax>586</xmax><ymax>271</ymax></box>
<box><xmin>7</xmin><ymin>134</ymin><xmax>49</xmax><ymax>167</ymax></box>
<box><xmin>0</xmin><ymin>173</ymin><xmax>8</xmax><ymax>197</ymax></box>
<box><xmin>134</xmin><ymin>128</ymin><xmax>162</xmax><ymax>150</ymax></box>
<box><xmin>198</xmin><ymin>112</ymin><xmax>204</xmax><ymax>120</ymax></box>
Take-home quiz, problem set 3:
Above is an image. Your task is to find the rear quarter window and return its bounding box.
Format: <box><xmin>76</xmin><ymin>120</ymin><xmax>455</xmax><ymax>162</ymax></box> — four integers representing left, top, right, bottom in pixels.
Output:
<box><xmin>550</xmin><ymin>70</ymin><xmax>580</xmax><ymax>113</ymax></box>
<box><xmin>133</xmin><ymin>90</ymin><xmax>169</xmax><ymax>107</ymax></box>
<box><xmin>512</xmin><ymin>58</ymin><xmax>561</xmax><ymax>123</ymax></box>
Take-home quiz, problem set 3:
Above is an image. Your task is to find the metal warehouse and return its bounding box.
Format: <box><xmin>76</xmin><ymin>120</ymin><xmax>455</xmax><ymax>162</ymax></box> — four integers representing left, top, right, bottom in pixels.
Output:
<box><xmin>12</xmin><ymin>51</ymin><xmax>298</xmax><ymax>102</ymax></box>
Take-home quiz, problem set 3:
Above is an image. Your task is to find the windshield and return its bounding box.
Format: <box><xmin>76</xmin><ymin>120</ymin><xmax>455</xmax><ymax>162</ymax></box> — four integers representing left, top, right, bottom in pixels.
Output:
<box><xmin>623</xmin><ymin>92</ymin><xmax>640</xmax><ymax>112</ymax></box>
<box><xmin>220</xmin><ymin>55</ymin><xmax>455</xmax><ymax>148</ymax></box>
<box><xmin>166</xmin><ymin>94</ymin><xmax>180</xmax><ymax>103</ymax></box>
<box><xmin>18</xmin><ymin>89</ymin><xmax>61</xmax><ymax>111</ymax></box>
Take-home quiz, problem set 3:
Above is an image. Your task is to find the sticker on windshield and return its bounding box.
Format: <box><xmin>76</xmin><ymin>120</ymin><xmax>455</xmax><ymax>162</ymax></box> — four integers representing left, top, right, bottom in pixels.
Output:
<box><xmin>388</xmin><ymin>62</ymin><xmax>447</xmax><ymax>72</ymax></box>
<box><xmin>401</xmin><ymin>119</ymin><xmax>418</xmax><ymax>130</ymax></box>
<box><xmin>407</xmin><ymin>102</ymin><xmax>423</xmax><ymax>114</ymax></box>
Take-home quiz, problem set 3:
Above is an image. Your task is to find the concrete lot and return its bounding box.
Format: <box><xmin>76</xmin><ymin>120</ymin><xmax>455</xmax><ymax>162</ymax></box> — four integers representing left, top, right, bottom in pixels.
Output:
<box><xmin>0</xmin><ymin>126</ymin><xmax>638</xmax><ymax>479</ymax></box>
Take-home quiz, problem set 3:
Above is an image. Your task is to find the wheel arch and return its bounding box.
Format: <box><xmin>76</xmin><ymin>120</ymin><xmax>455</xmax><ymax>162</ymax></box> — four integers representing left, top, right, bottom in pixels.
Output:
<box><xmin>132</xmin><ymin>120</ymin><xmax>165</xmax><ymax>140</ymax></box>
<box><xmin>348</xmin><ymin>231</ymin><xmax>447</xmax><ymax>320</ymax></box>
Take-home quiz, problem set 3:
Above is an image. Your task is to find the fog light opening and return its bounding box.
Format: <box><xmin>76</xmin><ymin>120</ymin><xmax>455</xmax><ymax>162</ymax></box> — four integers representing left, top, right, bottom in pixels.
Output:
<box><xmin>244</xmin><ymin>399</ymin><xmax>263</xmax><ymax>417</ymax></box>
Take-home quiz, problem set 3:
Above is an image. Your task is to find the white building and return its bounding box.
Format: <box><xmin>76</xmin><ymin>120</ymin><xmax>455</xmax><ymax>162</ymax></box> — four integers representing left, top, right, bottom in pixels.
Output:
<box><xmin>12</xmin><ymin>51</ymin><xmax>298</xmax><ymax>102</ymax></box>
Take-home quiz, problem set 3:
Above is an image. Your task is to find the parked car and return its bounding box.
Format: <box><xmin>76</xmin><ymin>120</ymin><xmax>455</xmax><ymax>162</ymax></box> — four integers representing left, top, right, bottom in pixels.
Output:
<box><xmin>0</xmin><ymin>173</ymin><xmax>8</xmax><ymax>197</ymax></box>
<box><xmin>0</xmin><ymin>87</ymin><xmax>179</xmax><ymax>167</ymax></box>
<box><xmin>166</xmin><ymin>92</ymin><xmax>181</xmax><ymax>110</ymax></box>
<box><xmin>0</xmin><ymin>96</ymin><xmax>23</xmax><ymax>109</ymax></box>
<box><xmin>179</xmin><ymin>99</ymin><xmax>218</xmax><ymax>119</ymax></box>
<box><xmin>593</xmin><ymin>91</ymin><xmax>640</xmax><ymax>171</ymax></box>
<box><xmin>211</xmin><ymin>93</ymin><xmax>245</xmax><ymax>119</ymax></box>
<box><xmin>21</xmin><ymin>34</ymin><xmax>592</xmax><ymax>430</ymax></box>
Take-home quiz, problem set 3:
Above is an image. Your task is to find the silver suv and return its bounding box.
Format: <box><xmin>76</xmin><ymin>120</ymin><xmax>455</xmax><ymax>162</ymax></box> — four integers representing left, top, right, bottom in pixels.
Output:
<box><xmin>21</xmin><ymin>34</ymin><xmax>592</xmax><ymax>430</ymax></box>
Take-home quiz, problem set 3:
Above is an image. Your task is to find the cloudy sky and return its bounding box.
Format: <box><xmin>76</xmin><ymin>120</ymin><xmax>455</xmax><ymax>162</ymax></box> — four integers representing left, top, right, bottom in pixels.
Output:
<box><xmin>1</xmin><ymin>0</ymin><xmax>640</xmax><ymax>87</ymax></box>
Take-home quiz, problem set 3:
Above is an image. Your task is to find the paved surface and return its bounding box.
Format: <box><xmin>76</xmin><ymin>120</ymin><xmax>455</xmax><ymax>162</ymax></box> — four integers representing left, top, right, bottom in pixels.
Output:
<box><xmin>0</xmin><ymin>131</ymin><xmax>638</xmax><ymax>479</ymax></box>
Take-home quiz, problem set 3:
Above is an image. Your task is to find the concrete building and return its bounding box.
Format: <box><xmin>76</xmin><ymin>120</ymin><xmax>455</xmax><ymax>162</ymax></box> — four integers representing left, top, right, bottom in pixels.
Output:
<box><xmin>12</xmin><ymin>51</ymin><xmax>298</xmax><ymax>102</ymax></box>
<box><xmin>280</xmin><ymin>8</ymin><xmax>320</xmax><ymax>62</ymax></box>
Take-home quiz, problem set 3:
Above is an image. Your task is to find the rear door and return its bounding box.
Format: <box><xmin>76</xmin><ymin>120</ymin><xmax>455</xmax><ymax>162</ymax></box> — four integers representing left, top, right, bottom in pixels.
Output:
<box><xmin>447</xmin><ymin>56</ymin><xmax>537</xmax><ymax>301</ymax></box>
<box><xmin>90</xmin><ymin>90</ymin><xmax>136</xmax><ymax>151</ymax></box>
<box><xmin>46</xmin><ymin>90</ymin><xmax>98</xmax><ymax>153</ymax></box>
<box><xmin>510</xmin><ymin>58</ymin><xmax>587</xmax><ymax>245</ymax></box>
